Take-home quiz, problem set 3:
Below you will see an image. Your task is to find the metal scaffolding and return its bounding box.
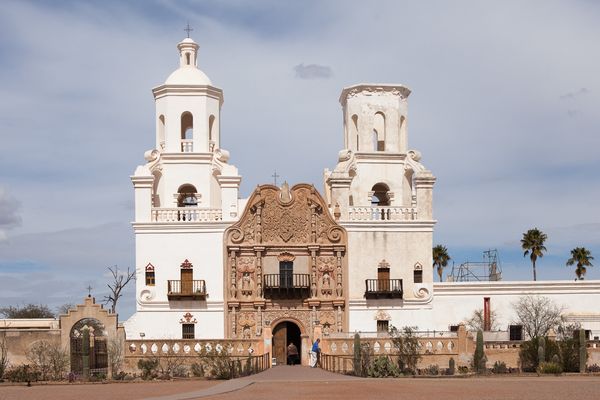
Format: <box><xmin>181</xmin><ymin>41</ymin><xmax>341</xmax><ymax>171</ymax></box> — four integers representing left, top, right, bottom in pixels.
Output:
<box><xmin>448</xmin><ymin>249</ymin><xmax>502</xmax><ymax>282</ymax></box>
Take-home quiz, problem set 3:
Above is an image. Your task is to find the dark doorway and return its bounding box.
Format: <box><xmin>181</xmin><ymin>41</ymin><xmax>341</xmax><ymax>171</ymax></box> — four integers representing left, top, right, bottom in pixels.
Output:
<box><xmin>279</xmin><ymin>261</ymin><xmax>293</xmax><ymax>288</ymax></box>
<box><xmin>272</xmin><ymin>321</ymin><xmax>301</xmax><ymax>365</ymax></box>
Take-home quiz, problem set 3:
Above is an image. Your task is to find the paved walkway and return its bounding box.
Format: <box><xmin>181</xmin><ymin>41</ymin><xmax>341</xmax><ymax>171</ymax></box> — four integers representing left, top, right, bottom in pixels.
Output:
<box><xmin>144</xmin><ymin>366</ymin><xmax>357</xmax><ymax>400</ymax></box>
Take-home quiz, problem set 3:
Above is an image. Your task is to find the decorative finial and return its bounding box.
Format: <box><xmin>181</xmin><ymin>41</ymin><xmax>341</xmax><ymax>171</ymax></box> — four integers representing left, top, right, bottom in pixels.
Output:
<box><xmin>184</xmin><ymin>22</ymin><xmax>194</xmax><ymax>38</ymax></box>
<box><xmin>271</xmin><ymin>170</ymin><xmax>280</xmax><ymax>186</ymax></box>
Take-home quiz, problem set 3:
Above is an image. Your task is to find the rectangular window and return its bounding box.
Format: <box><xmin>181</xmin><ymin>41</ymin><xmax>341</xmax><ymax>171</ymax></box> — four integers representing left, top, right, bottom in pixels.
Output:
<box><xmin>509</xmin><ymin>325</ymin><xmax>523</xmax><ymax>341</ymax></box>
<box><xmin>413</xmin><ymin>270</ymin><xmax>423</xmax><ymax>283</ymax></box>
<box><xmin>279</xmin><ymin>261</ymin><xmax>293</xmax><ymax>288</ymax></box>
<box><xmin>182</xmin><ymin>324</ymin><xmax>195</xmax><ymax>339</ymax></box>
<box><xmin>145</xmin><ymin>271</ymin><xmax>155</xmax><ymax>286</ymax></box>
<box><xmin>377</xmin><ymin>320</ymin><xmax>389</xmax><ymax>333</ymax></box>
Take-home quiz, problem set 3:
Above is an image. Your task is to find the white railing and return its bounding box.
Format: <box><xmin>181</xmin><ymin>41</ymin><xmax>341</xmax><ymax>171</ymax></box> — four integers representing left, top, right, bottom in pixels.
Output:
<box><xmin>181</xmin><ymin>139</ymin><xmax>193</xmax><ymax>152</ymax></box>
<box><xmin>346</xmin><ymin>206</ymin><xmax>417</xmax><ymax>221</ymax></box>
<box><xmin>152</xmin><ymin>208</ymin><xmax>222</xmax><ymax>222</ymax></box>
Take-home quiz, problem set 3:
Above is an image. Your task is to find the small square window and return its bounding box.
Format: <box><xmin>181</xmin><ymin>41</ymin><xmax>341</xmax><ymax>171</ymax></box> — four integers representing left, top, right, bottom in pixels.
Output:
<box><xmin>413</xmin><ymin>270</ymin><xmax>423</xmax><ymax>283</ymax></box>
<box><xmin>509</xmin><ymin>325</ymin><xmax>523</xmax><ymax>341</ymax></box>
<box><xmin>182</xmin><ymin>324</ymin><xmax>195</xmax><ymax>339</ymax></box>
<box><xmin>377</xmin><ymin>320</ymin><xmax>389</xmax><ymax>333</ymax></box>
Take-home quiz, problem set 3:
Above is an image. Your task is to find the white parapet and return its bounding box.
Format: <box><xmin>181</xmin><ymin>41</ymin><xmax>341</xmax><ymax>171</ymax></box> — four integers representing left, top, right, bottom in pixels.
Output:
<box><xmin>345</xmin><ymin>206</ymin><xmax>417</xmax><ymax>221</ymax></box>
<box><xmin>151</xmin><ymin>207</ymin><xmax>223</xmax><ymax>222</ymax></box>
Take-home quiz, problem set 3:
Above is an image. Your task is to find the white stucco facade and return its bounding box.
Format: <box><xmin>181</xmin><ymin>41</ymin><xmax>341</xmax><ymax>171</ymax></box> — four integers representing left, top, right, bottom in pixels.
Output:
<box><xmin>124</xmin><ymin>37</ymin><xmax>600</xmax><ymax>342</ymax></box>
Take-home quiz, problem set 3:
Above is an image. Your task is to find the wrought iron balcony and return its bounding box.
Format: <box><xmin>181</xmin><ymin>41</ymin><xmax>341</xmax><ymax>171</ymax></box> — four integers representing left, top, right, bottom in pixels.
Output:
<box><xmin>167</xmin><ymin>280</ymin><xmax>207</xmax><ymax>300</ymax></box>
<box><xmin>365</xmin><ymin>279</ymin><xmax>403</xmax><ymax>299</ymax></box>
<box><xmin>263</xmin><ymin>274</ymin><xmax>310</xmax><ymax>299</ymax></box>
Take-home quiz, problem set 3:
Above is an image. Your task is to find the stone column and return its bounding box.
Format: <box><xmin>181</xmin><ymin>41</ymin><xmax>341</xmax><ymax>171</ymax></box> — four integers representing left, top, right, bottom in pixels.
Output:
<box><xmin>414</xmin><ymin>171</ymin><xmax>436</xmax><ymax>220</ymax></box>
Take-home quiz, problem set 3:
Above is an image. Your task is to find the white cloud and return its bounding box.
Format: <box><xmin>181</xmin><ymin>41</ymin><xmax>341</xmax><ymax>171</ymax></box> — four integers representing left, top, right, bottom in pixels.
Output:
<box><xmin>0</xmin><ymin>187</ymin><xmax>21</xmax><ymax>241</ymax></box>
<box><xmin>294</xmin><ymin>63</ymin><xmax>333</xmax><ymax>79</ymax></box>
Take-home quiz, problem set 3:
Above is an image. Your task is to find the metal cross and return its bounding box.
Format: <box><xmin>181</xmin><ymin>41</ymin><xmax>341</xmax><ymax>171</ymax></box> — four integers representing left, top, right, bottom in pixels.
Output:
<box><xmin>86</xmin><ymin>285</ymin><xmax>93</xmax><ymax>297</ymax></box>
<box><xmin>271</xmin><ymin>170</ymin><xmax>280</xmax><ymax>186</ymax></box>
<box><xmin>184</xmin><ymin>23</ymin><xmax>193</xmax><ymax>38</ymax></box>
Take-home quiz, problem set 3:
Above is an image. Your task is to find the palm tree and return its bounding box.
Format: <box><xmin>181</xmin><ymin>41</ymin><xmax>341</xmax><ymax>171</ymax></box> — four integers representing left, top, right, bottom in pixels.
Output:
<box><xmin>566</xmin><ymin>247</ymin><xmax>594</xmax><ymax>280</ymax></box>
<box><xmin>521</xmin><ymin>228</ymin><xmax>547</xmax><ymax>281</ymax></box>
<box><xmin>432</xmin><ymin>245</ymin><xmax>451</xmax><ymax>282</ymax></box>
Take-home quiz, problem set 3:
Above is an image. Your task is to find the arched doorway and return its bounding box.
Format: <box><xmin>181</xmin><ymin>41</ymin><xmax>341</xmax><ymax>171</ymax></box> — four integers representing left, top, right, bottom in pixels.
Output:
<box><xmin>70</xmin><ymin>318</ymin><xmax>108</xmax><ymax>375</ymax></box>
<box><xmin>272</xmin><ymin>321</ymin><xmax>301</xmax><ymax>366</ymax></box>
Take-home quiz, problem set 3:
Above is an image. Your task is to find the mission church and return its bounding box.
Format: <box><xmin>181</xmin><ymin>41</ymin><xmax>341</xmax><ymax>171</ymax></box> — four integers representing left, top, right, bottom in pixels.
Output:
<box><xmin>124</xmin><ymin>36</ymin><xmax>600</xmax><ymax>365</ymax></box>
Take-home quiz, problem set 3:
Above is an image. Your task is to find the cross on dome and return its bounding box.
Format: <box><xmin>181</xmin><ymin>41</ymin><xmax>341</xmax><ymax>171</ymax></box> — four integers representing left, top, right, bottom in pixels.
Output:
<box><xmin>184</xmin><ymin>22</ymin><xmax>193</xmax><ymax>38</ymax></box>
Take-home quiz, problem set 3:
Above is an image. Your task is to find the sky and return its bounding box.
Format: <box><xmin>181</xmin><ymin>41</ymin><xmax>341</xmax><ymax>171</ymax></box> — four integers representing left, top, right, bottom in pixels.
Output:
<box><xmin>0</xmin><ymin>0</ymin><xmax>599</xmax><ymax>320</ymax></box>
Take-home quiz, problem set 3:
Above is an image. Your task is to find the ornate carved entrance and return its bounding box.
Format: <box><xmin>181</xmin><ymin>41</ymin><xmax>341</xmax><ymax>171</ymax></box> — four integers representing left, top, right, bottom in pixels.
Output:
<box><xmin>224</xmin><ymin>183</ymin><xmax>348</xmax><ymax>344</ymax></box>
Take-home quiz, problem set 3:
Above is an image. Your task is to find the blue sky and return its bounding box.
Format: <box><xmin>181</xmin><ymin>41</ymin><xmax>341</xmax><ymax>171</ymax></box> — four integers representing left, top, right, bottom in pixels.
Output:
<box><xmin>0</xmin><ymin>0</ymin><xmax>599</xmax><ymax>319</ymax></box>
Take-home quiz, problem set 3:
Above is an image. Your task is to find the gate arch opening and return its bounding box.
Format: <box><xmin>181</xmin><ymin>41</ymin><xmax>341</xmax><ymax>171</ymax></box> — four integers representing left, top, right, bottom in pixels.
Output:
<box><xmin>272</xmin><ymin>320</ymin><xmax>302</xmax><ymax>366</ymax></box>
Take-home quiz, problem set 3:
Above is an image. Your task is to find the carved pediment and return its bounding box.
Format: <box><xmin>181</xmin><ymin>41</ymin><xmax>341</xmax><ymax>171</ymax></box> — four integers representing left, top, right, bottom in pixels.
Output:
<box><xmin>226</xmin><ymin>184</ymin><xmax>346</xmax><ymax>246</ymax></box>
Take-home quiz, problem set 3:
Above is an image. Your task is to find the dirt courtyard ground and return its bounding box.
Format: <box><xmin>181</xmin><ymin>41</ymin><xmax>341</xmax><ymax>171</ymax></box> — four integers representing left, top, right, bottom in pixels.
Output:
<box><xmin>203</xmin><ymin>376</ymin><xmax>600</xmax><ymax>400</ymax></box>
<box><xmin>1</xmin><ymin>373</ymin><xmax>599</xmax><ymax>400</ymax></box>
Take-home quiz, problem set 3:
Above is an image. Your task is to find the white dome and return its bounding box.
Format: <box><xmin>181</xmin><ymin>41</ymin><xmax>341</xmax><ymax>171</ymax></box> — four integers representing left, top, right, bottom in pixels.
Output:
<box><xmin>165</xmin><ymin>67</ymin><xmax>212</xmax><ymax>85</ymax></box>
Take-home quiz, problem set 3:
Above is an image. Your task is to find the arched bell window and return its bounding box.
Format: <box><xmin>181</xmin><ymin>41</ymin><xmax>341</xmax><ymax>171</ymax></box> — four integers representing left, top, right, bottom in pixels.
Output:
<box><xmin>371</xmin><ymin>183</ymin><xmax>391</xmax><ymax>206</ymax></box>
<box><xmin>177</xmin><ymin>184</ymin><xmax>198</xmax><ymax>207</ymax></box>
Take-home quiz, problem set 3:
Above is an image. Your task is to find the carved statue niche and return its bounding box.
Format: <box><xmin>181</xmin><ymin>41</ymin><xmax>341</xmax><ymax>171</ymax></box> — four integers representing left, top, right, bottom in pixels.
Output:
<box><xmin>317</xmin><ymin>256</ymin><xmax>336</xmax><ymax>298</ymax></box>
<box><xmin>236</xmin><ymin>257</ymin><xmax>256</xmax><ymax>299</ymax></box>
<box><xmin>238</xmin><ymin>312</ymin><xmax>256</xmax><ymax>339</ymax></box>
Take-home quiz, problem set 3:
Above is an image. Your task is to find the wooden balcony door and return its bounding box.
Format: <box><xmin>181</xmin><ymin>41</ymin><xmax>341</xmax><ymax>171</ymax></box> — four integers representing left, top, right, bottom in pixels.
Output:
<box><xmin>181</xmin><ymin>268</ymin><xmax>193</xmax><ymax>294</ymax></box>
<box><xmin>279</xmin><ymin>261</ymin><xmax>293</xmax><ymax>288</ymax></box>
<box><xmin>377</xmin><ymin>267</ymin><xmax>390</xmax><ymax>291</ymax></box>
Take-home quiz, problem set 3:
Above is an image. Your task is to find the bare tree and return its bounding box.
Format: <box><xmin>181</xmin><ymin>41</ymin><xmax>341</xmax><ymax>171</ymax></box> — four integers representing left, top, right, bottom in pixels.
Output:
<box><xmin>513</xmin><ymin>295</ymin><xmax>563</xmax><ymax>339</ymax></box>
<box><xmin>56</xmin><ymin>303</ymin><xmax>75</xmax><ymax>315</ymax></box>
<box><xmin>464</xmin><ymin>308</ymin><xmax>499</xmax><ymax>332</ymax></box>
<box><xmin>103</xmin><ymin>266</ymin><xmax>135</xmax><ymax>314</ymax></box>
<box><xmin>26</xmin><ymin>340</ymin><xmax>69</xmax><ymax>381</ymax></box>
<box><xmin>107</xmin><ymin>337</ymin><xmax>125</xmax><ymax>377</ymax></box>
<box><xmin>0</xmin><ymin>332</ymin><xmax>9</xmax><ymax>379</ymax></box>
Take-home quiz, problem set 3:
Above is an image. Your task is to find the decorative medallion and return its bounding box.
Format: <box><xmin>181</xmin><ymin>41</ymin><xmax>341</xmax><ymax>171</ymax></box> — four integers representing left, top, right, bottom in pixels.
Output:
<box><xmin>374</xmin><ymin>310</ymin><xmax>391</xmax><ymax>321</ymax></box>
<box><xmin>180</xmin><ymin>259</ymin><xmax>193</xmax><ymax>269</ymax></box>
<box><xmin>179</xmin><ymin>312</ymin><xmax>197</xmax><ymax>324</ymax></box>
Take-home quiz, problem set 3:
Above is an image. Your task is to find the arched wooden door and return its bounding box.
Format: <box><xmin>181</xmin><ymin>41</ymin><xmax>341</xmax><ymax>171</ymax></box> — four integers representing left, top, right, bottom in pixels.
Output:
<box><xmin>272</xmin><ymin>321</ymin><xmax>301</xmax><ymax>365</ymax></box>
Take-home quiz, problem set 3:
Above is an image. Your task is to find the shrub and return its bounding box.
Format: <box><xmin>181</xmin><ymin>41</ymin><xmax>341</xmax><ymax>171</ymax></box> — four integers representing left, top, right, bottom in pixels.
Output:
<box><xmin>26</xmin><ymin>340</ymin><xmax>69</xmax><ymax>381</ymax></box>
<box><xmin>492</xmin><ymin>361</ymin><xmax>508</xmax><ymax>374</ymax></box>
<box><xmin>137</xmin><ymin>358</ymin><xmax>160</xmax><ymax>380</ymax></box>
<box><xmin>519</xmin><ymin>337</ymin><xmax>559</xmax><ymax>372</ymax></box>
<box><xmin>424</xmin><ymin>364</ymin><xmax>439</xmax><ymax>376</ymax></box>
<box><xmin>191</xmin><ymin>362</ymin><xmax>205</xmax><ymax>377</ymax></box>
<box><xmin>586</xmin><ymin>364</ymin><xmax>600</xmax><ymax>373</ymax></box>
<box><xmin>4</xmin><ymin>364</ymin><xmax>41</xmax><ymax>383</ymax></box>
<box><xmin>366</xmin><ymin>356</ymin><xmax>399</xmax><ymax>378</ymax></box>
<box><xmin>537</xmin><ymin>361</ymin><xmax>562</xmax><ymax>375</ymax></box>
<box><xmin>389</xmin><ymin>326</ymin><xmax>421</xmax><ymax>374</ymax></box>
<box><xmin>458</xmin><ymin>365</ymin><xmax>469</xmax><ymax>374</ymax></box>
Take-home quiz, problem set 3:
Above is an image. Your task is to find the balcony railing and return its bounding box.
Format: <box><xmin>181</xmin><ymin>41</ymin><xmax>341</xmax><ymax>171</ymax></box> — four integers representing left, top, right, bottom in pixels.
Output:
<box><xmin>346</xmin><ymin>206</ymin><xmax>417</xmax><ymax>221</ymax></box>
<box><xmin>263</xmin><ymin>274</ymin><xmax>310</xmax><ymax>299</ymax></box>
<box><xmin>167</xmin><ymin>280</ymin><xmax>207</xmax><ymax>300</ymax></box>
<box><xmin>181</xmin><ymin>139</ymin><xmax>193</xmax><ymax>152</ymax></box>
<box><xmin>365</xmin><ymin>279</ymin><xmax>403</xmax><ymax>299</ymax></box>
<box><xmin>152</xmin><ymin>208</ymin><xmax>223</xmax><ymax>222</ymax></box>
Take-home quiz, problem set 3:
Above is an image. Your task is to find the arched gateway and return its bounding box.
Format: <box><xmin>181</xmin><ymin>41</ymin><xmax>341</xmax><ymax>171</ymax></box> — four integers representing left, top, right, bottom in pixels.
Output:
<box><xmin>224</xmin><ymin>183</ymin><xmax>348</xmax><ymax>364</ymax></box>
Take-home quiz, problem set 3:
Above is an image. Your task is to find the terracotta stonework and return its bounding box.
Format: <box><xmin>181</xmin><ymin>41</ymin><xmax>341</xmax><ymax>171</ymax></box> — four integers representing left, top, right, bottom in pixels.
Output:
<box><xmin>224</xmin><ymin>184</ymin><xmax>348</xmax><ymax>339</ymax></box>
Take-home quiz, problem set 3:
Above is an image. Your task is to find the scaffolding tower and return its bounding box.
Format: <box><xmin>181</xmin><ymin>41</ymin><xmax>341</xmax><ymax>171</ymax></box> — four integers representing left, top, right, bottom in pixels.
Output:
<box><xmin>448</xmin><ymin>249</ymin><xmax>502</xmax><ymax>282</ymax></box>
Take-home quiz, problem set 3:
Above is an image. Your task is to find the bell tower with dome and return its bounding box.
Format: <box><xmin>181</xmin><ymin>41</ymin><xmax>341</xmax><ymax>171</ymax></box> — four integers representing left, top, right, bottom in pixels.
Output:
<box><xmin>126</xmin><ymin>36</ymin><xmax>242</xmax><ymax>340</ymax></box>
